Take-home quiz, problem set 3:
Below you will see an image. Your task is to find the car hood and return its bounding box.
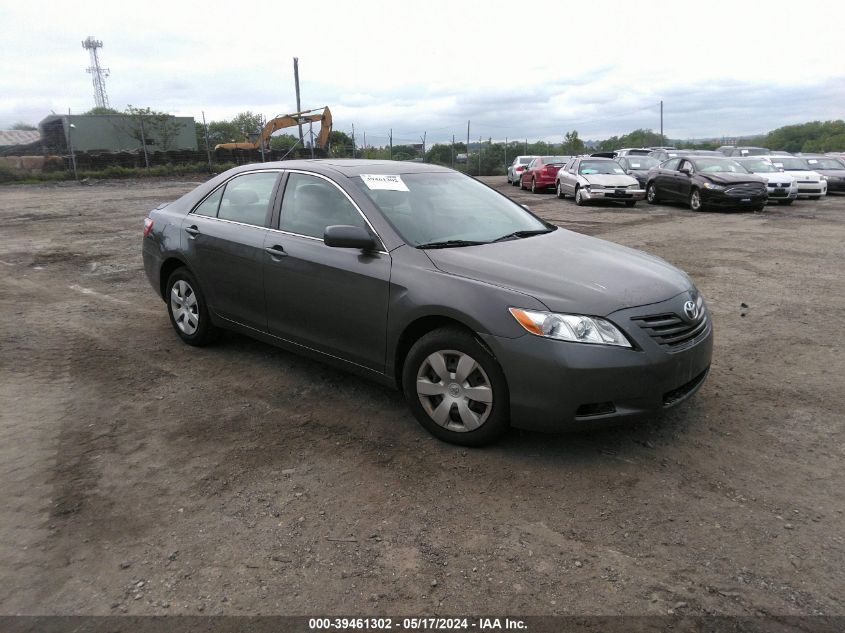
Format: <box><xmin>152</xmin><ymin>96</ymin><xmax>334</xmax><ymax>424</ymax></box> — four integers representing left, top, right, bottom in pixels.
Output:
<box><xmin>698</xmin><ymin>172</ymin><xmax>766</xmax><ymax>185</ymax></box>
<box><xmin>756</xmin><ymin>172</ymin><xmax>796</xmax><ymax>184</ymax></box>
<box><xmin>424</xmin><ymin>229</ymin><xmax>691</xmax><ymax>316</ymax></box>
<box><xmin>583</xmin><ymin>174</ymin><xmax>638</xmax><ymax>187</ymax></box>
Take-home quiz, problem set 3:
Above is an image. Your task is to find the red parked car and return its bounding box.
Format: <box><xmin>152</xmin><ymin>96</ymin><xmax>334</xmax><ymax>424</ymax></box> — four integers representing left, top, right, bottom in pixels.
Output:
<box><xmin>520</xmin><ymin>156</ymin><xmax>571</xmax><ymax>193</ymax></box>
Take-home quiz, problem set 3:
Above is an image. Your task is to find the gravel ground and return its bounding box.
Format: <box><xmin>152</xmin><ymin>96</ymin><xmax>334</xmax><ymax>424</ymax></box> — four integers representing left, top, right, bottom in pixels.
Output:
<box><xmin>1</xmin><ymin>175</ymin><xmax>843</xmax><ymax>617</ymax></box>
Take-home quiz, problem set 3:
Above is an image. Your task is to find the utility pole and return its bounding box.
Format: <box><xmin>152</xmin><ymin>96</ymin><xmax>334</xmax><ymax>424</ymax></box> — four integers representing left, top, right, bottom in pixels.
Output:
<box><xmin>660</xmin><ymin>100</ymin><xmax>664</xmax><ymax>146</ymax></box>
<box><xmin>478</xmin><ymin>136</ymin><xmax>482</xmax><ymax>176</ymax></box>
<box><xmin>389</xmin><ymin>129</ymin><xmax>393</xmax><ymax>160</ymax></box>
<box><xmin>309</xmin><ymin>120</ymin><xmax>314</xmax><ymax>158</ymax></box>
<box><xmin>466</xmin><ymin>120</ymin><xmax>470</xmax><ymax>160</ymax></box>
<box><xmin>421</xmin><ymin>132</ymin><xmax>426</xmax><ymax>162</ymax></box>
<box><xmin>258</xmin><ymin>114</ymin><xmax>266</xmax><ymax>163</ymax></box>
<box><xmin>293</xmin><ymin>57</ymin><xmax>304</xmax><ymax>147</ymax></box>
<box><xmin>504</xmin><ymin>137</ymin><xmax>507</xmax><ymax>170</ymax></box>
<box><xmin>82</xmin><ymin>36</ymin><xmax>110</xmax><ymax>109</ymax></box>
<box><xmin>524</xmin><ymin>138</ymin><xmax>528</xmax><ymax>154</ymax></box>
<box><xmin>202</xmin><ymin>111</ymin><xmax>212</xmax><ymax>169</ymax></box>
<box><xmin>351</xmin><ymin>123</ymin><xmax>356</xmax><ymax>159</ymax></box>
<box><xmin>451</xmin><ymin>134</ymin><xmax>455</xmax><ymax>168</ymax></box>
<box><xmin>139</xmin><ymin>115</ymin><xmax>150</xmax><ymax>169</ymax></box>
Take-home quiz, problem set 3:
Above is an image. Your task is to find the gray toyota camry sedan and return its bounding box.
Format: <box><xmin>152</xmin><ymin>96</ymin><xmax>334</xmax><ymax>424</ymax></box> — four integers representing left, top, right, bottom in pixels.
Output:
<box><xmin>142</xmin><ymin>159</ymin><xmax>712</xmax><ymax>446</ymax></box>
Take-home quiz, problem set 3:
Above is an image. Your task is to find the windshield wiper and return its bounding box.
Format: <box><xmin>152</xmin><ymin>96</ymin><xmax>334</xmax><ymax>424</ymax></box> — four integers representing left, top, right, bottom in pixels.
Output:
<box><xmin>416</xmin><ymin>239</ymin><xmax>489</xmax><ymax>249</ymax></box>
<box><xmin>491</xmin><ymin>228</ymin><xmax>555</xmax><ymax>243</ymax></box>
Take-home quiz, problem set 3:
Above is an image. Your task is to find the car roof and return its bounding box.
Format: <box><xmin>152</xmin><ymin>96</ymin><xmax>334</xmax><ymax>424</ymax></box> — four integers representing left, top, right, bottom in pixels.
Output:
<box><xmin>225</xmin><ymin>158</ymin><xmax>454</xmax><ymax>179</ymax></box>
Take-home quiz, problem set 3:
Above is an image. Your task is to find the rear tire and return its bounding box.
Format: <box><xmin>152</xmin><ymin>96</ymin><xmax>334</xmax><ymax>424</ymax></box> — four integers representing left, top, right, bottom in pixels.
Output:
<box><xmin>531</xmin><ymin>178</ymin><xmax>537</xmax><ymax>193</ymax></box>
<box><xmin>556</xmin><ymin>181</ymin><xmax>565</xmax><ymax>199</ymax></box>
<box><xmin>520</xmin><ymin>178</ymin><xmax>527</xmax><ymax>190</ymax></box>
<box><xmin>165</xmin><ymin>268</ymin><xmax>217</xmax><ymax>346</ymax></box>
<box><xmin>402</xmin><ymin>327</ymin><xmax>510</xmax><ymax>446</ymax></box>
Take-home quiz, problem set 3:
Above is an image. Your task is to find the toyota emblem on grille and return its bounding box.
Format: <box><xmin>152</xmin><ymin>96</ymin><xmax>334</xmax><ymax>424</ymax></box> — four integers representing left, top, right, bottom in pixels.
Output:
<box><xmin>683</xmin><ymin>300</ymin><xmax>699</xmax><ymax>321</ymax></box>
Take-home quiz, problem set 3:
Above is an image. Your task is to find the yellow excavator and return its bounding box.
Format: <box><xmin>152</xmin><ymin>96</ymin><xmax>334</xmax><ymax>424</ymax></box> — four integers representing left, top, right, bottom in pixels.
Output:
<box><xmin>214</xmin><ymin>106</ymin><xmax>332</xmax><ymax>152</ymax></box>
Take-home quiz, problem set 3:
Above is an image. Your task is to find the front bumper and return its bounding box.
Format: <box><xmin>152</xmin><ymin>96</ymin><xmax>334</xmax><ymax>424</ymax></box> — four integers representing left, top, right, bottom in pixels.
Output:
<box><xmin>826</xmin><ymin>178</ymin><xmax>845</xmax><ymax>192</ymax></box>
<box><xmin>582</xmin><ymin>187</ymin><xmax>646</xmax><ymax>201</ymax></box>
<box><xmin>766</xmin><ymin>185</ymin><xmax>799</xmax><ymax>200</ymax></box>
<box><xmin>480</xmin><ymin>293</ymin><xmax>713</xmax><ymax>432</ymax></box>
<box><xmin>796</xmin><ymin>181</ymin><xmax>826</xmax><ymax>196</ymax></box>
<box><xmin>700</xmin><ymin>188</ymin><xmax>767</xmax><ymax>209</ymax></box>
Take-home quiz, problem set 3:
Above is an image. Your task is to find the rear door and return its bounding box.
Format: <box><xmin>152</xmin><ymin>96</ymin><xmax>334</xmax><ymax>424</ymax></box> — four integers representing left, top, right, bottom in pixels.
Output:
<box><xmin>181</xmin><ymin>170</ymin><xmax>281</xmax><ymax>331</ymax></box>
<box><xmin>656</xmin><ymin>158</ymin><xmax>682</xmax><ymax>200</ymax></box>
<box><xmin>262</xmin><ymin>171</ymin><xmax>391</xmax><ymax>372</ymax></box>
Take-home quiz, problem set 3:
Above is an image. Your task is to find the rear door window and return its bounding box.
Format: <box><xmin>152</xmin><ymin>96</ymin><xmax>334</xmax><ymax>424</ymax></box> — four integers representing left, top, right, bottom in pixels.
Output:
<box><xmin>193</xmin><ymin>187</ymin><xmax>223</xmax><ymax>217</ymax></box>
<box><xmin>217</xmin><ymin>172</ymin><xmax>280</xmax><ymax>227</ymax></box>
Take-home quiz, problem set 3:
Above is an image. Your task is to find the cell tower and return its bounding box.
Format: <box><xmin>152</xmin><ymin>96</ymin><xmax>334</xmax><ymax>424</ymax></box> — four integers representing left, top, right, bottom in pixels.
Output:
<box><xmin>82</xmin><ymin>36</ymin><xmax>110</xmax><ymax>109</ymax></box>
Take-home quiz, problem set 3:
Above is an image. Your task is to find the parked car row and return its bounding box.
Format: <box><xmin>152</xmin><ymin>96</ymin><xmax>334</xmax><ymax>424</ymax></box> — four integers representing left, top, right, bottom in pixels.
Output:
<box><xmin>507</xmin><ymin>147</ymin><xmax>843</xmax><ymax>211</ymax></box>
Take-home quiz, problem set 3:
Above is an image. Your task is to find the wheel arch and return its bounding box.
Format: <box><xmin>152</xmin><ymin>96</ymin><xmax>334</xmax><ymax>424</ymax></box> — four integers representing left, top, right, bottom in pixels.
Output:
<box><xmin>159</xmin><ymin>256</ymin><xmax>190</xmax><ymax>300</ymax></box>
<box><xmin>393</xmin><ymin>315</ymin><xmax>494</xmax><ymax>389</ymax></box>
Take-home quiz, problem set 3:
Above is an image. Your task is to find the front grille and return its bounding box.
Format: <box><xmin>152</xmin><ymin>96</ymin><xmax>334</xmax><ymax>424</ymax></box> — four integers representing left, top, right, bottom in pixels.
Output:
<box><xmin>767</xmin><ymin>183</ymin><xmax>790</xmax><ymax>188</ymax></box>
<box><xmin>725</xmin><ymin>184</ymin><xmax>766</xmax><ymax>196</ymax></box>
<box><xmin>631</xmin><ymin>308</ymin><xmax>709</xmax><ymax>351</ymax></box>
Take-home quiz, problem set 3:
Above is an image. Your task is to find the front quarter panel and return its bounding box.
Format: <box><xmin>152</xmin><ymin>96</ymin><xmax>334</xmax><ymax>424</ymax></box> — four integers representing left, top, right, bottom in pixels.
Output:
<box><xmin>385</xmin><ymin>245</ymin><xmax>544</xmax><ymax>377</ymax></box>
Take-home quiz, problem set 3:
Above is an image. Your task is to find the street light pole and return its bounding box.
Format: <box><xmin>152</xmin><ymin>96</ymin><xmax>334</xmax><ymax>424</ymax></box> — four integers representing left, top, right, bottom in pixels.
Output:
<box><xmin>67</xmin><ymin>109</ymin><xmax>78</xmax><ymax>181</ymax></box>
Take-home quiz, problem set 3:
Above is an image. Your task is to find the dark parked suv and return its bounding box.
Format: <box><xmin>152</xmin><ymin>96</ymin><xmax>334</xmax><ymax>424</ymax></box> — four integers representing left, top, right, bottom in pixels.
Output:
<box><xmin>646</xmin><ymin>156</ymin><xmax>768</xmax><ymax>211</ymax></box>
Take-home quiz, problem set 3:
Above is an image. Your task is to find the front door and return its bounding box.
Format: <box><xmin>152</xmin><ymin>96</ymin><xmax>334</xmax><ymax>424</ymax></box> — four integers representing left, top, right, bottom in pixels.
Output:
<box><xmin>263</xmin><ymin>171</ymin><xmax>391</xmax><ymax>372</ymax></box>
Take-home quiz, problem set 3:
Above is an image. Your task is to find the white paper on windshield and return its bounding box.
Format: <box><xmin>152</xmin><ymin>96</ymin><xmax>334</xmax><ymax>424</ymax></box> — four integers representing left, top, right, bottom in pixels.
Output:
<box><xmin>630</xmin><ymin>162</ymin><xmax>641</xmax><ymax>168</ymax></box>
<box><xmin>360</xmin><ymin>174</ymin><xmax>409</xmax><ymax>192</ymax></box>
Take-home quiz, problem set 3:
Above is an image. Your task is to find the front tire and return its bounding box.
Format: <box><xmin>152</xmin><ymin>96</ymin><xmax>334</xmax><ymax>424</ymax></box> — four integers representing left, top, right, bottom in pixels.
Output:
<box><xmin>165</xmin><ymin>268</ymin><xmax>216</xmax><ymax>346</ymax></box>
<box><xmin>574</xmin><ymin>186</ymin><xmax>587</xmax><ymax>206</ymax></box>
<box><xmin>689</xmin><ymin>188</ymin><xmax>703</xmax><ymax>212</ymax></box>
<box><xmin>402</xmin><ymin>327</ymin><xmax>509</xmax><ymax>446</ymax></box>
<box><xmin>646</xmin><ymin>182</ymin><xmax>659</xmax><ymax>204</ymax></box>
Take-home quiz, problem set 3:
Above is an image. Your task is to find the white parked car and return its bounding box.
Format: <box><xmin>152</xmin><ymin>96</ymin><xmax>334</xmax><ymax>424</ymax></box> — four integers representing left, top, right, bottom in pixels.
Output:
<box><xmin>555</xmin><ymin>157</ymin><xmax>645</xmax><ymax>206</ymax></box>
<box><xmin>733</xmin><ymin>157</ymin><xmax>798</xmax><ymax>205</ymax></box>
<box><xmin>507</xmin><ymin>155</ymin><xmax>537</xmax><ymax>186</ymax></box>
<box><xmin>766</xmin><ymin>156</ymin><xmax>827</xmax><ymax>199</ymax></box>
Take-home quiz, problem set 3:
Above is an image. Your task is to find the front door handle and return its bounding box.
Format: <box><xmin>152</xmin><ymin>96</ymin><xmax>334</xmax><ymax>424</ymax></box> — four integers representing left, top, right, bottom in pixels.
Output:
<box><xmin>264</xmin><ymin>245</ymin><xmax>287</xmax><ymax>258</ymax></box>
<box><xmin>184</xmin><ymin>225</ymin><xmax>200</xmax><ymax>237</ymax></box>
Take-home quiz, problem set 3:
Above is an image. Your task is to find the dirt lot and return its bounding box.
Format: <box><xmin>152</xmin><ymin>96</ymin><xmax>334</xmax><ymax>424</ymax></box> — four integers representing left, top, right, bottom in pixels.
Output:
<box><xmin>1</xmin><ymin>175</ymin><xmax>843</xmax><ymax>617</ymax></box>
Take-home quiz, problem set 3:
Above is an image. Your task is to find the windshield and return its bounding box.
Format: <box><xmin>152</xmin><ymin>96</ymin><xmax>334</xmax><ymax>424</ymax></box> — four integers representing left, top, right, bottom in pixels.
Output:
<box><xmin>804</xmin><ymin>158</ymin><xmax>844</xmax><ymax>170</ymax></box>
<box><xmin>737</xmin><ymin>148</ymin><xmax>770</xmax><ymax>156</ymax></box>
<box><xmin>773</xmin><ymin>158</ymin><xmax>810</xmax><ymax>170</ymax></box>
<box><xmin>693</xmin><ymin>158</ymin><xmax>749</xmax><ymax>173</ymax></box>
<box><xmin>353</xmin><ymin>172</ymin><xmax>550</xmax><ymax>247</ymax></box>
<box><xmin>626</xmin><ymin>157</ymin><xmax>659</xmax><ymax>170</ymax></box>
<box><xmin>579</xmin><ymin>160</ymin><xmax>625</xmax><ymax>175</ymax></box>
<box><xmin>739</xmin><ymin>159</ymin><xmax>777</xmax><ymax>172</ymax></box>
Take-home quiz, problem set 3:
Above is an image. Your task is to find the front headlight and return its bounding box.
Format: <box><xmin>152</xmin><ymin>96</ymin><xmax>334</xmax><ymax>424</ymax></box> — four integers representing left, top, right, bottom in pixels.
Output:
<box><xmin>702</xmin><ymin>182</ymin><xmax>724</xmax><ymax>190</ymax></box>
<box><xmin>820</xmin><ymin>175</ymin><xmax>828</xmax><ymax>181</ymax></box>
<box><xmin>628</xmin><ymin>183</ymin><xmax>640</xmax><ymax>189</ymax></box>
<box><xmin>509</xmin><ymin>308</ymin><xmax>631</xmax><ymax>348</ymax></box>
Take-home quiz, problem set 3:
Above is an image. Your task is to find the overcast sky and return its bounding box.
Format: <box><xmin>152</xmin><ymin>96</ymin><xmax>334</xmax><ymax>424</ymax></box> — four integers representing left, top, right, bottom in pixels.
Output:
<box><xmin>2</xmin><ymin>0</ymin><xmax>844</xmax><ymax>145</ymax></box>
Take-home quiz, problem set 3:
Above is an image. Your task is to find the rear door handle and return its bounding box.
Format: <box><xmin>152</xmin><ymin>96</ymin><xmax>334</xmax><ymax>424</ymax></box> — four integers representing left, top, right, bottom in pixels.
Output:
<box><xmin>264</xmin><ymin>245</ymin><xmax>287</xmax><ymax>258</ymax></box>
<box><xmin>184</xmin><ymin>225</ymin><xmax>200</xmax><ymax>237</ymax></box>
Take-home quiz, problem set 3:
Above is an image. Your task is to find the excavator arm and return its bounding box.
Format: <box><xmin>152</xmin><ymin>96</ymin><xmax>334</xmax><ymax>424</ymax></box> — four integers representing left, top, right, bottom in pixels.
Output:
<box><xmin>214</xmin><ymin>107</ymin><xmax>333</xmax><ymax>152</ymax></box>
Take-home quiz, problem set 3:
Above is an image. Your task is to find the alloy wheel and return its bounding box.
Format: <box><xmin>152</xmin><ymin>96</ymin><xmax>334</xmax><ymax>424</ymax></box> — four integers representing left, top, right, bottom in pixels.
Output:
<box><xmin>647</xmin><ymin>184</ymin><xmax>657</xmax><ymax>203</ymax></box>
<box><xmin>416</xmin><ymin>349</ymin><xmax>493</xmax><ymax>433</ymax></box>
<box><xmin>690</xmin><ymin>189</ymin><xmax>702</xmax><ymax>211</ymax></box>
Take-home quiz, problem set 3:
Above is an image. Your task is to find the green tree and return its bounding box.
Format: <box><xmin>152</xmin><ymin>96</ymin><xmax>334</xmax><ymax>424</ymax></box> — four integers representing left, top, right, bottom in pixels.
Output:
<box><xmin>562</xmin><ymin>130</ymin><xmax>584</xmax><ymax>155</ymax></box>
<box><xmin>84</xmin><ymin>106</ymin><xmax>120</xmax><ymax>115</ymax></box>
<box><xmin>764</xmin><ymin>120</ymin><xmax>845</xmax><ymax>152</ymax></box>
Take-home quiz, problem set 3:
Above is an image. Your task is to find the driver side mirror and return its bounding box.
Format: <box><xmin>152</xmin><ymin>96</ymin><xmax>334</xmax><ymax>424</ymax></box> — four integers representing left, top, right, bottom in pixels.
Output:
<box><xmin>680</xmin><ymin>167</ymin><xmax>692</xmax><ymax>175</ymax></box>
<box><xmin>323</xmin><ymin>225</ymin><xmax>376</xmax><ymax>250</ymax></box>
